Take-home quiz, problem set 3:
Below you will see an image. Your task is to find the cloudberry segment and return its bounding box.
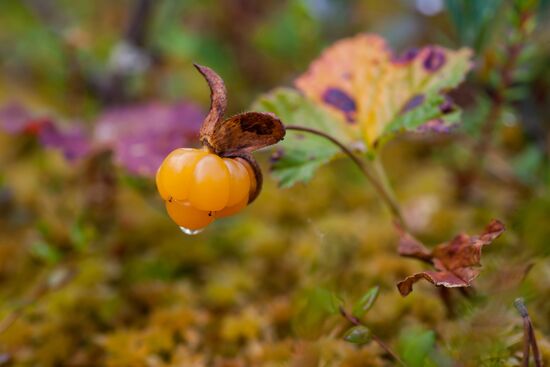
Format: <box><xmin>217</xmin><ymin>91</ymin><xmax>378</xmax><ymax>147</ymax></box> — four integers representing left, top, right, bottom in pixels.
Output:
<box><xmin>156</xmin><ymin>148</ymin><xmax>206</xmax><ymax>201</ymax></box>
<box><xmin>165</xmin><ymin>201</ymin><xmax>214</xmax><ymax>230</ymax></box>
<box><xmin>234</xmin><ymin>157</ymin><xmax>257</xmax><ymax>201</ymax></box>
<box><xmin>223</xmin><ymin>158</ymin><xmax>250</xmax><ymax>206</ymax></box>
<box><xmin>189</xmin><ymin>154</ymin><xmax>230</xmax><ymax>211</ymax></box>
<box><xmin>214</xmin><ymin>196</ymin><xmax>247</xmax><ymax>218</ymax></box>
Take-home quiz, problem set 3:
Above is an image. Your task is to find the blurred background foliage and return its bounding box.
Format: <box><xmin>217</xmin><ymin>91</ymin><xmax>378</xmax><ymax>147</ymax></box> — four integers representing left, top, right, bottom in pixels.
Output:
<box><xmin>0</xmin><ymin>0</ymin><xmax>549</xmax><ymax>366</ymax></box>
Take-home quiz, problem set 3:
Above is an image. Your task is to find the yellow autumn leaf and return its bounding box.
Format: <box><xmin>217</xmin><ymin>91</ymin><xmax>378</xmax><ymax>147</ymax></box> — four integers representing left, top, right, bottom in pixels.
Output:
<box><xmin>295</xmin><ymin>33</ymin><xmax>472</xmax><ymax>148</ymax></box>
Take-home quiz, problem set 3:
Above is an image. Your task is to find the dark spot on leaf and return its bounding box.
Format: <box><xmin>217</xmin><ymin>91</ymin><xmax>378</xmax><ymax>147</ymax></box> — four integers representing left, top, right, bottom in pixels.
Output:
<box><xmin>401</xmin><ymin>94</ymin><xmax>425</xmax><ymax>113</ymax></box>
<box><xmin>439</xmin><ymin>96</ymin><xmax>454</xmax><ymax>114</ymax></box>
<box><xmin>294</xmin><ymin>133</ymin><xmax>305</xmax><ymax>140</ymax></box>
<box><xmin>392</xmin><ymin>48</ymin><xmax>419</xmax><ymax>64</ymax></box>
<box><xmin>417</xmin><ymin>119</ymin><xmax>455</xmax><ymax>133</ymax></box>
<box><xmin>423</xmin><ymin>48</ymin><xmax>446</xmax><ymax>72</ymax></box>
<box><xmin>322</xmin><ymin>88</ymin><xmax>357</xmax><ymax>123</ymax></box>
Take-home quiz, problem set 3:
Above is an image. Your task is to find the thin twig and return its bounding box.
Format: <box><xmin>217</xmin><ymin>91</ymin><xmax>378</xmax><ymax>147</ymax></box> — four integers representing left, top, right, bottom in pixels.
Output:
<box><xmin>339</xmin><ymin>306</ymin><xmax>407</xmax><ymax>366</ymax></box>
<box><xmin>514</xmin><ymin>298</ymin><xmax>542</xmax><ymax>367</ymax></box>
<box><xmin>530</xmin><ymin>323</ymin><xmax>543</xmax><ymax>367</ymax></box>
<box><xmin>520</xmin><ymin>313</ymin><xmax>531</xmax><ymax>367</ymax></box>
<box><xmin>125</xmin><ymin>0</ymin><xmax>154</xmax><ymax>48</ymax></box>
<box><xmin>438</xmin><ymin>287</ymin><xmax>455</xmax><ymax>318</ymax></box>
<box><xmin>284</xmin><ymin>125</ymin><xmax>408</xmax><ymax>230</ymax></box>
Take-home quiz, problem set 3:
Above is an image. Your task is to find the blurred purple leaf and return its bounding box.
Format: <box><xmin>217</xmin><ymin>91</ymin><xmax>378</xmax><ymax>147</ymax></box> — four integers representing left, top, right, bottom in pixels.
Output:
<box><xmin>0</xmin><ymin>102</ymin><xmax>91</xmax><ymax>161</ymax></box>
<box><xmin>94</xmin><ymin>102</ymin><xmax>204</xmax><ymax>176</ymax></box>
<box><xmin>0</xmin><ymin>102</ymin><xmax>46</xmax><ymax>134</ymax></box>
<box><xmin>1</xmin><ymin>101</ymin><xmax>204</xmax><ymax>176</ymax></box>
<box><xmin>38</xmin><ymin>122</ymin><xmax>92</xmax><ymax>161</ymax></box>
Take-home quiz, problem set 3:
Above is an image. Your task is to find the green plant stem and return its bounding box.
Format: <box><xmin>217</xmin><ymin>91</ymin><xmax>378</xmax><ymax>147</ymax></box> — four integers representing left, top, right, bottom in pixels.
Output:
<box><xmin>371</xmin><ymin>155</ymin><xmax>402</xmax><ymax>216</ymax></box>
<box><xmin>339</xmin><ymin>306</ymin><xmax>407</xmax><ymax>366</ymax></box>
<box><xmin>284</xmin><ymin>125</ymin><xmax>408</xmax><ymax>231</ymax></box>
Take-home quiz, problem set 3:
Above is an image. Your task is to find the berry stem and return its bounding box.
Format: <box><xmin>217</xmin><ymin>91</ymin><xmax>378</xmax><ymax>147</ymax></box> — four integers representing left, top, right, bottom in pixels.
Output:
<box><xmin>285</xmin><ymin>125</ymin><xmax>408</xmax><ymax>231</ymax></box>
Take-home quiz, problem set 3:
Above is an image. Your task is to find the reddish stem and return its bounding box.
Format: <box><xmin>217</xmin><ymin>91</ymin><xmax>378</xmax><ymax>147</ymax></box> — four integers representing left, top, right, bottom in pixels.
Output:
<box><xmin>515</xmin><ymin>298</ymin><xmax>542</xmax><ymax>367</ymax></box>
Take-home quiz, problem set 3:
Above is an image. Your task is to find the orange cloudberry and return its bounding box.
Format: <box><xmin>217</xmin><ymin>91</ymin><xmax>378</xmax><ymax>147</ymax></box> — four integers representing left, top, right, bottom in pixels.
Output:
<box><xmin>156</xmin><ymin>64</ymin><xmax>285</xmax><ymax>232</ymax></box>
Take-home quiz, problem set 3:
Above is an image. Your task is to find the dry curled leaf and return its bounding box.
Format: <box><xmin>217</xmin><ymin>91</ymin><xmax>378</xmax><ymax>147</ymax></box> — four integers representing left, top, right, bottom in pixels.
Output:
<box><xmin>396</xmin><ymin>219</ymin><xmax>505</xmax><ymax>296</ymax></box>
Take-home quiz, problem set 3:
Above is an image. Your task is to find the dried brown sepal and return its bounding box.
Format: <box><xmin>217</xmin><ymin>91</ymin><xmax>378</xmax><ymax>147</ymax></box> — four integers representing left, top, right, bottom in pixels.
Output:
<box><xmin>396</xmin><ymin>219</ymin><xmax>505</xmax><ymax>296</ymax></box>
<box><xmin>194</xmin><ymin>63</ymin><xmax>227</xmax><ymax>143</ymax></box>
<box><xmin>194</xmin><ymin>64</ymin><xmax>285</xmax><ymax>155</ymax></box>
<box><xmin>213</xmin><ymin>112</ymin><xmax>285</xmax><ymax>155</ymax></box>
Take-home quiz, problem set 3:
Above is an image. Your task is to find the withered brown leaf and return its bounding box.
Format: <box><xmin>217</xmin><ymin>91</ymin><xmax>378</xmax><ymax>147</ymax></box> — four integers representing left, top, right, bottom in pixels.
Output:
<box><xmin>396</xmin><ymin>219</ymin><xmax>505</xmax><ymax>296</ymax></box>
<box><xmin>194</xmin><ymin>64</ymin><xmax>285</xmax><ymax>155</ymax></box>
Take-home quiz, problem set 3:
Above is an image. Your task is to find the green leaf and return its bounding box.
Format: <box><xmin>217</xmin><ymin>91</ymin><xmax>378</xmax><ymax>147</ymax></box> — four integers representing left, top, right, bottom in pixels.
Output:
<box><xmin>512</xmin><ymin>145</ymin><xmax>544</xmax><ymax>185</ymax></box>
<box><xmin>446</xmin><ymin>0</ymin><xmax>505</xmax><ymax>50</ymax></box>
<box><xmin>308</xmin><ymin>287</ymin><xmax>342</xmax><ymax>315</ymax></box>
<box><xmin>382</xmin><ymin>43</ymin><xmax>472</xmax><ymax>140</ymax></box>
<box><xmin>252</xmin><ymin>88</ymin><xmax>354</xmax><ymax>188</ymax></box>
<box><xmin>254</xmin><ymin>36</ymin><xmax>472</xmax><ymax>187</ymax></box>
<box><xmin>384</xmin><ymin>94</ymin><xmax>446</xmax><ymax>134</ymax></box>
<box><xmin>461</xmin><ymin>93</ymin><xmax>492</xmax><ymax>136</ymax></box>
<box><xmin>30</xmin><ymin>241</ymin><xmax>62</xmax><ymax>264</ymax></box>
<box><xmin>397</xmin><ymin>327</ymin><xmax>437</xmax><ymax>367</ymax></box>
<box><xmin>343</xmin><ymin>325</ymin><xmax>372</xmax><ymax>345</ymax></box>
<box><xmin>381</xmin><ymin>95</ymin><xmax>462</xmax><ymax>147</ymax></box>
<box><xmin>70</xmin><ymin>221</ymin><xmax>94</xmax><ymax>252</ymax></box>
<box><xmin>292</xmin><ymin>287</ymin><xmax>342</xmax><ymax>338</ymax></box>
<box><xmin>293</xmin><ymin>34</ymin><xmax>472</xmax><ymax>148</ymax></box>
<box><xmin>351</xmin><ymin>286</ymin><xmax>380</xmax><ymax>319</ymax></box>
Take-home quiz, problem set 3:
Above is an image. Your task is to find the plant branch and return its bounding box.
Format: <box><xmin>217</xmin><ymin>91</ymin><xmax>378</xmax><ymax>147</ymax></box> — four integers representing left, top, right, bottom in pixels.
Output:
<box><xmin>514</xmin><ymin>298</ymin><xmax>542</xmax><ymax>367</ymax></box>
<box><xmin>100</xmin><ymin>0</ymin><xmax>156</xmax><ymax>104</ymax></box>
<box><xmin>284</xmin><ymin>125</ymin><xmax>408</xmax><ymax>230</ymax></box>
<box><xmin>125</xmin><ymin>0</ymin><xmax>154</xmax><ymax>48</ymax></box>
<box><xmin>472</xmin><ymin>4</ymin><xmax>534</xmax><ymax>172</ymax></box>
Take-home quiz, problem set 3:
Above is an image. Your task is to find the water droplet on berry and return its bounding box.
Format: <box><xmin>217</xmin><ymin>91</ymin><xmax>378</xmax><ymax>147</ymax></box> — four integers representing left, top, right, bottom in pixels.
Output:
<box><xmin>179</xmin><ymin>226</ymin><xmax>204</xmax><ymax>235</ymax></box>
